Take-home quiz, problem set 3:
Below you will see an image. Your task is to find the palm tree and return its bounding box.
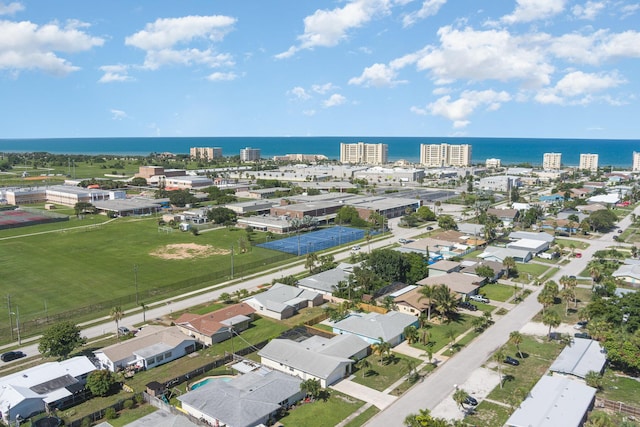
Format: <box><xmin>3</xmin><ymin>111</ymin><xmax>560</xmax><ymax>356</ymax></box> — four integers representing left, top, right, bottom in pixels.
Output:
<box><xmin>372</xmin><ymin>337</ymin><xmax>391</xmax><ymax>364</ymax></box>
<box><xmin>305</xmin><ymin>252</ymin><xmax>318</xmax><ymax>273</ymax></box>
<box><xmin>418</xmin><ymin>285</ymin><xmax>434</xmax><ymax>321</ymax></box>
<box><xmin>493</xmin><ymin>347</ymin><xmax>506</xmax><ymax>388</ymax></box>
<box><xmin>453</xmin><ymin>388</ymin><xmax>468</xmax><ymax>411</ymax></box>
<box><xmin>355</xmin><ymin>358</ymin><xmax>371</xmax><ymax>378</ymax></box>
<box><xmin>300</xmin><ymin>378</ymin><xmax>321</xmax><ymax>399</ymax></box>
<box><xmin>537</xmin><ymin>289</ymin><xmax>555</xmax><ymax>314</ymax></box>
<box><xmin>432</xmin><ymin>284</ymin><xmax>458</xmax><ymax>323</ymax></box>
<box><xmin>560</xmin><ymin>287</ymin><xmax>574</xmax><ymax>316</ymax></box>
<box><xmin>503</xmin><ymin>256</ymin><xmax>516</xmax><ymax>278</ymax></box>
<box><xmin>403</xmin><ymin>325</ymin><xmax>419</xmax><ymax>344</ymax></box>
<box><xmin>585</xmin><ymin>371</ymin><xmax>603</xmax><ymax>390</ymax></box>
<box><xmin>110</xmin><ymin>306</ymin><xmax>124</xmax><ymax>337</ymax></box>
<box><xmin>542</xmin><ymin>311</ymin><xmax>561</xmax><ymax>339</ymax></box>
<box><xmin>509</xmin><ymin>331</ymin><xmax>524</xmax><ymax>359</ymax></box>
<box><xmin>140</xmin><ymin>302</ymin><xmax>147</xmax><ymax>323</ymax></box>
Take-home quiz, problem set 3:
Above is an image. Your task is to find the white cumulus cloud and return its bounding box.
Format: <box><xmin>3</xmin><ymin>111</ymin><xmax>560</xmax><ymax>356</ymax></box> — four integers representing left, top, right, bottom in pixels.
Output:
<box><xmin>501</xmin><ymin>0</ymin><xmax>566</xmax><ymax>24</ymax></box>
<box><xmin>110</xmin><ymin>109</ymin><xmax>128</xmax><ymax>120</ymax></box>
<box><xmin>276</xmin><ymin>0</ymin><xmax>392</xmax><ymax>59</ymax></box>
<box><xmin>323</xmin><ymin>93</ymin><xmax>347</xmax><ymax>107</ymax></box>
<box><xmin>207</xmin><ymin>71</ymin><xmax>237</xmax><ymax>81</ymax></box>
<box><xmin>572</xmin><ymin>1</ymin><xmax>606</xmax><ymax>20</ymax></box>
<box><xmin>98</xmin><ymin>65</ymin><xmax>133</xmax><ymax>83</ymax></box>
<box><xmin>0</xmin><ymin>19</ymin><xmax>104</xmax><ymax>76</ymax></box>
<box><xmin>349</xmin><ymin>63</ymin><xmax>407</xmax><ymax>87</ymax></box>
<box><xmin>289</xmin><ymin>86</ymin><xmax>311</xmax><ymax>100</ymax></box>
<box><xmin>548</xmin><ymin>30</ymin><xmax>640</xmax><ymax>65</ymax></box>
<box><xmin>0</xmin><ymin>1</ymin><xmax>23</xmax><ymax>15</ymax></box>
<box><xmin>312</xmin><ymin>83</ymin><xmax>336</xmax><ymax>94</ymax></box>
<box><xmin>413</xmin><ymin>89</ymin><xmax>511</xmax><ymax>127</ymax></box>
<box><xmin>535</xmin><ymin>70</ymin><xmax>626</xmax><ymax>104</ymax></box>
<box><xmin>402</xmin><ymin>0</ymin><xmax>447</xmax><ymax>27</ymax></box>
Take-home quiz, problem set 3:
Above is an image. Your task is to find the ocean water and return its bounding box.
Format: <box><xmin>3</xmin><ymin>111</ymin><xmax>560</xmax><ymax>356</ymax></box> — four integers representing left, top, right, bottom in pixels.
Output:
<box><xmin>1</xmin><ymin>136</ymin><xmax>639</xmax><ymax>167</ymax></box>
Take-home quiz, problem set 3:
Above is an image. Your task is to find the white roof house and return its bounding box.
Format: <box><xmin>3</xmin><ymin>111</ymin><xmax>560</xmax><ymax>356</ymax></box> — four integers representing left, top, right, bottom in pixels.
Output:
<box><xmin>506</xmin><ymin>238</ymin><xmax>550</xmax><ymax>254</ymax></box>
<box><xmin>178</xmin><ymin>370</ymin><xmax>304</xmax><ymax>427</ymax></box>
<box><xmin>93</xmin><ymin>326</ymin><xmax>197</xmax><ymax>372</ymax></box>
<box><xmin>297</xmin><ymin>262</ymin><xmax>357</xmax><ymax>295</ymax></box>
<box><xmin>587</xmin><ymin>193</ymin><xmax>620</xmax><ymax>205</ymax></box>
<box><xmin>505</xmin><ymin>375</ymin><xmax>596</xmax><ymax>427</ymax></box>
<box><xmin>549</xmin><ymin>338</ymin><xmax>607</xmax><ymax>379</ymax></box>
<box><xmin>244</xmin><ymin>283</ymin><xmax>324</xmax><ymax>320</ymax></box>
<box><xmin>258</xmin><ymin>334</ymin><xmax>368</xmax><ymax>387</ymax></box>
<box><xmin>508</xmin><ymin>231</ymin><xmax>555</xmax><ymax>243</ymax></box>
<box><xmin>332</xmin><ymin>311</ymin><xmax>419</xmax><ymax>347</ymax></box>
<box><xmin>612</xmin><ymin>264</ymin><xmax>640</xmax><ymax>285</ymax></box>
<box><xmin>0</xmin><ymin>356</ymin><xmax>96</xmax><ymax>423</ymax></box>
<box><xmin>478</xmin><ymin>246</ymin><xmax>532</xmax><ymax>263</ymax></box>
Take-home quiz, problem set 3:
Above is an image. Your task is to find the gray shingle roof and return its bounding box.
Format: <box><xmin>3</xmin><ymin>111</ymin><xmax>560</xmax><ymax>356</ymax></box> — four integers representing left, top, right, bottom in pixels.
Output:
<box><xmin>332</xmin><ymin>311</ymin><xmax>417</xmax><ymax>342</ymax></box>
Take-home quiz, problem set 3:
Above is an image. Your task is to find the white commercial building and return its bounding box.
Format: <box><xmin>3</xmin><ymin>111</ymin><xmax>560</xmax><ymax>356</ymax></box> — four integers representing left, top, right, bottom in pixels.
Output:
<box><xmin>420</xmin><ymin>143</ymin><xmax>472</xmax><ymax>167</ymax></box>
<box><xmin>478</xmin><ymin>175</ymin><xmax>520</xmax><ymax>192</ymax></box>
<box><xmin>190</xmin><ymin>147</ymin><xmax>222</xmax><ymax>160</ymax></box>
<box><xmin>579</xmin><ymin>153</ymin><xmax>599</xmax><ymax>171</ymax></box>
<box><xmin>543</xmin><ymin>153</ymin><xmax>562</xmax><ymax>170</ymax></box>
<box><xmin>633</xmin><ymin>151</ymin><xmax>640</xmax><ymax>172</ymax></box>
<box><xmin>485</xmin><ymin>158</ymin><xmax>501</xmax><ymax>168</ymax></box>
<box><xmin>340</xmin><ymin>142</ymin><xmax>388</xmax><ymax>164</ymax></box>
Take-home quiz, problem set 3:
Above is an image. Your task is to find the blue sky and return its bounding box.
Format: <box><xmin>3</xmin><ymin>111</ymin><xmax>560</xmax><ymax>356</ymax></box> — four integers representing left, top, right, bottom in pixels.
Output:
<box><xmin>1</xmin><ymin>0</ymin><xmax>639</xmax><ymax>139</ymax></box>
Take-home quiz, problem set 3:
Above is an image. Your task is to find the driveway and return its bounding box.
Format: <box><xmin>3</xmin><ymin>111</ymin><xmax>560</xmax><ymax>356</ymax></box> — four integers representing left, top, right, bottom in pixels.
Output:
<box><xmin>330</xmin><ymin>377</ymin><xmax>397</xmax><ymax>410</ymax></box>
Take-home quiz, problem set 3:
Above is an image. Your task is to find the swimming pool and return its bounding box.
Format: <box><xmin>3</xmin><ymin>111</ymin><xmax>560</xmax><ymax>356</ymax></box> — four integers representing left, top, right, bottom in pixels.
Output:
<box><xmin>189</xmin><ymin>375</ymin><xmax>233</xmax><ymax>390</ymax></box>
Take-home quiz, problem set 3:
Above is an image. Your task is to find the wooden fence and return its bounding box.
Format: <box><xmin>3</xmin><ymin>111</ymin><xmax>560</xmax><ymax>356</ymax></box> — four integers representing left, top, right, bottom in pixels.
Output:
<box><xmin>596</xmin><ymin>398</ymin><xmax>640</xmax><ymax>418</ymax></box>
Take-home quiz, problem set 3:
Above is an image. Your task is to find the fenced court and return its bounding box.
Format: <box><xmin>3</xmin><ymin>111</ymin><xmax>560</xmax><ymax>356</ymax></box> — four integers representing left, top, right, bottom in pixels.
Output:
<box><xmin>257</xmin><ymin>225</ymin><xmax>369</xmax><ymax>255</ymax></box>
<box><xmin>0</xmin><ymin>207</ymin><xmax>68</xmax><ymax>230</ymax></box>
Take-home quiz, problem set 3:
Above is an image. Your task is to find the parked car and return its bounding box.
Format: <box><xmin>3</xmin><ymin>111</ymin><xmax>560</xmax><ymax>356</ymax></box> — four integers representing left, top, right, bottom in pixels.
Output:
<box><xmin>464</xmin><ymin>396</ymin><xmax>478</xmax><ymax>406</ymax></box>
<box><xmin>617</xmin><ymin>229</ymin><xmax>623</xmax><ymax>233</ymax></box>
<box><xmin>351</xmin><ymin>245</ymin><xmax>361</xmax><ymax>252</ymax></box>
<box><xmin>458</xmin><ymin>301</ymin><xmax>478</xmax><ymax>311</ymax></box>
<box><xmin>426</xmin><ymin>226</ymin><xmax>434</xmax><ymax>231</ymax></box>
<box><xmin>575</xmin><ymin>253</ymin><xmax>582</xmax><ymax>258</ymax></box>
<box><xmin>399</xmin><ymin>238</ymin><xmax>408</xmax><ymax>244</ymax></box>
<box><xmin>573</xmin><ymin>320</ymin><xmax>588</xmax><ymax>330</ymax></box>
<box><xmin>469</xmin><ymin>294</ymin><xmax>490</xmax><ymax>303</ymax></box>
<box><xmin>574</xmin><ymin>332</ymin><xmax>592</xmax><ymax>339</ymax></box>
<box><xmin>1</xmin><ymin>351</ymin><xmax>26</xmax><ymax>362</ymax></box>
<box><xmin>504</xmin><ymin>356</ymin><xmax>520</xmax><ymax>366</ymax></box>
<box><xmin>118</xmin><ymin>326</ymin><xmax>130</xmax><ymax>335</ymax></box>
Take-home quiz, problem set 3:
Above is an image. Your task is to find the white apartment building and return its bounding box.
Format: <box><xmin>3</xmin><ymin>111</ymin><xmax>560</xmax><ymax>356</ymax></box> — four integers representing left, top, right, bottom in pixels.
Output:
<box><xmin>420</xmin><ymin>143</ymin><xmax>472</xmax><ymax>167</ymax></box>
<box><xmin>240</xmin><ymin>147</ymin><xmax>261</xmax><ymax>162</ymax></box>
<box><xmin>543</xmin><ymin>153</ymin><xmax>562</xmax><ymax>170</ymax></box>
<box><xmin>633</xmin><ymin>152</ymin><xmax>640</xmax><ymax>172</ymax></box>
<box><xmin>486</xmin><ymin>158</ymin><xmax>501</xmax><ymax>168</ymax></box>
<box><xmin>579</xmin><ymin>153</ymin><xmax>599</xmax><ymax>172</ymax></box>
<box><xmin>340</xmin><ymin>142</ymin><xmax>388</xmax><ymax>164</ymax></box>
<box><xmin>190</xmin><ymin>147</ymin><xmax>222</xmax><ymax>160</ymax></box>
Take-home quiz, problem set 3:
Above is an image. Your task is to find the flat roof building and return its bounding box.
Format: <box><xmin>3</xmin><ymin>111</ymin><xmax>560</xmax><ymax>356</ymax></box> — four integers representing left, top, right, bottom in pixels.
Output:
<box><xmin>543</xmin><ymin>153</ymin><xmax>562</xmax><ymax>170</ymax></box>
<box><xmin>190</xmin><ymin>147</ymin><xmax>222</xmax><ymax>160</ymax></box>
<box><xmin>240</xmin><ymin>147</ymin><xmax>261</xmax><ymax>162</ymax></box>
<box><xmin>420</xmin><ymin>143</ymin><xmax>472</xmax><ymax>167</ymax></box>
<box><xmin>579</xmin><ymin>153</ymin><xmax>599</xmax><ymax>172</ymax></box>
<box><xmin>340</xmin><ymin>142</ymin><xmax>388</xmax><ymax>165</ymax></box>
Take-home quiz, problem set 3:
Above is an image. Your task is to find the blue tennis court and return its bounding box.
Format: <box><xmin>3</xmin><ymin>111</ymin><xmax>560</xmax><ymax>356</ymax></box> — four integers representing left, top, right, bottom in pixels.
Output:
<box><xmin>257</xmin><ymin>226</ymin><xmax>370</xmax><ymax>255</ymax></box>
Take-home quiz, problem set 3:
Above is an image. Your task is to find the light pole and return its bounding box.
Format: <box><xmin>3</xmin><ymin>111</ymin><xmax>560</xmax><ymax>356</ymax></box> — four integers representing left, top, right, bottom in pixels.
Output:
<box><xmin>133</xmin><ymin>264</ymin><xmax>139</xmax><ymax>305</ymax></box>
<box><xmin>10</xmin><ymin>306</ymin><xmax>21</xmax><ymax>345</ymax></box>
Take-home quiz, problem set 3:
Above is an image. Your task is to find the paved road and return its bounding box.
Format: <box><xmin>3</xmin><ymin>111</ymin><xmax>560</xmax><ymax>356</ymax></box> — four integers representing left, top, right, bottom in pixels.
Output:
<box><xmin>365</xmin><ymin>204</ymin><xmax>640</xmax><ymax>426</ymax></box>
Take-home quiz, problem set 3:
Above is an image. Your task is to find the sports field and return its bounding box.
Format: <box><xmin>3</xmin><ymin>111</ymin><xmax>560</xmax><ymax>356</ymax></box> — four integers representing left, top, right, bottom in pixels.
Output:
<box><xmin>0</xmin><ymin>216</ymin><xmax>293</xmax><ymax>342</ymax></box>
<box><xmin>257</xmin><ymin>226</ymin><xmax>368</xmax><ymax>255</ymax></box>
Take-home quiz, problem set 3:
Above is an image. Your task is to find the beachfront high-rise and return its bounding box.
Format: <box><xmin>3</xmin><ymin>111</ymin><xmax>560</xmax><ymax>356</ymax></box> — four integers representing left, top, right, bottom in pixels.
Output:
<box><xmin>240</xmin><ymin>147</ymin><xmax>261</xmax><ymax>162</ymax></box>
<box><xmin>190</xmin><ymin>147</ymin><xmax>222</xmax><ymax>160</ymax></box>
<box><xmin>419</xmin><ymin>143</ymin><xmax>472</xmax><ymax>167</ymax></box>
<box><xmin>340</xmin><ymin>142</ymin><xmax>388</xmax><ymax>164</ymax></box>
<box><xmin>633</xmin><ymin>152</ymin><xmax>640</xmax><ymax>172</ymax></box>
<box><xmin>579</xmin><ymin>153</ymin><xmax>599</xmax><ymax>172</ymax></box>
<box><xmin>543</xmin><ymin>153</ymin><xmax>562</xmax><ymax>170</ymax></box>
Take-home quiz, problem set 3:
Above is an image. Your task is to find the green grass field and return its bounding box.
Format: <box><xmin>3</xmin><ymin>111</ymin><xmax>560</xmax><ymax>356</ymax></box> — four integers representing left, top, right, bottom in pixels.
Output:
<box><xmin>278</xmin><ymin>390</ymin><xmax>366</xmax><ymax>427</ymax></box>
<box><xmin>481</xmin><ymin>283</ymin><xmax>516</xmax><ymax>302</ymax></box>
<box><xmin>0</xmin><ymin>215</ymin><xmax>293</xmax><ymax>342</ymax></box>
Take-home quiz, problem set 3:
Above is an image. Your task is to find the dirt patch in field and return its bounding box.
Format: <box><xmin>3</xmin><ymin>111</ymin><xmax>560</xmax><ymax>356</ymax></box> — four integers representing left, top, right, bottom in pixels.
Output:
<box><xmin>150</xmin><ymin>243</ymin><xmax>229</xmax><ymax>260</ymax></box>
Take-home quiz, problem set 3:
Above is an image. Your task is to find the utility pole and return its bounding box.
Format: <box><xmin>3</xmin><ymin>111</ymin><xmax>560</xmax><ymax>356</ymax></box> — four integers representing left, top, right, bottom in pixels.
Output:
<box><xmin>7</xmin><ymin>295</ymin><xmax>13</xmax><ymax>341</ymax></box>
<box><xmin>133</xmin><ymin>264</ymin><xmax>139</xmax><ymax>305</ymax></box>
<box><xmin>230</xmin><ymin>245</ymin><xmax>234</xmax><ymax>279</ymax></box>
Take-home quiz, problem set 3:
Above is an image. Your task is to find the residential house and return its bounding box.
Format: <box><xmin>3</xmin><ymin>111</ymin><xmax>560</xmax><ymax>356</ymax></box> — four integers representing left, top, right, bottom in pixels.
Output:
<box><xmin>478</xmin><ymin>246</ymin><xmax>532</xmax><ymax>263</ymax></box>
<box><xmin>549</xmin><ymin>338</ymin><xmax>606</xmax><ymax>379</ymax></box>
<box><xmin>297</xmin><ymin>262</ymin><xmax>357</xmax><ymax>296</ymax></box>
<box><xmin>459</xmin><ymin>259</ymin><xmax>504</xmax><ymax>282</ymax></box>
<box><xmin>244</xmin><ymin>283</ymin><xmax>324</xmax><ymax>320</ymax></box>
<box><xmin>258</xmin><ymin>334</ymin><xmax>369</xmax><ymax>387</ymax></box>
<box><xmin>612</xmin><ymin>264</ymin><xmax>640</xmax><ymax>285</ymax></box>
<box><xmin>393</xmin><ymin>287</ymin><xmax>431</xmax><ymax>316</ymax></box>
<box><xmin>417</xmin><ymin>272</ymin><xmax>483</xmax><ymax>297</ymax></box>
<box><xmin>486</xmin><ymin>208</ymin><xmax>519</xmax><ymax>227</ymax></box>
<box><xmin>0</xmin><ymin>356</ymin><xmax>96</xmax><ymax>423</ymax></box>
<box><xmin>507</xmin><ymin>238</ymin><xmax>550</xmax><ymax>254</ymax></box>
<box><xmin>505</xmin><ymin>376</ymin><xmax>596</xmax><ymax>427</ymax></box>
<box><xmin>174</xmin><ymin>303</ymin><xmax>255</xmax><ymax>346</ymax></box>
<box><xmin>508</xmin><ymin>231</ymin><xmax>555</xmax><ymax>244</ymax></box>
<box><xmin>178</xmin><ymin>370</ymin><xmax>304</xmax><ymax>427</ymax></box>
<box><xmin>428</xmin><ymin>260</ymin><xmax>461</xmax><ymax>277</ymax></box>
<box><xmin>94</xmin><ymin>326</ymin><xmax>197</xmax><ymax>372</ymax></box>
<box><xmin>332</xmin><ymin>311</ymin><xmax>419</xmax><ymax>346</ymax></box>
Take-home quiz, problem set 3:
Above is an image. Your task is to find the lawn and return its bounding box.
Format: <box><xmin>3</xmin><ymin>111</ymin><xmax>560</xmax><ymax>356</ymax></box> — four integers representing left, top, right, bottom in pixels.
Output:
<box><xmin>0</xmin><ymin>216</ymin><xmax>294</xmax><ymax>343</ymax></box>
<box><xmin>480</xmin><ymin>283</ymin><xmax>516</xmax><ymax>302</ymax></box>
<box><xmin>531</xmin><ymin>287</ymin><xmax>592</xmax><ymax>325</ymax></box>
<box><xmin>485</xmin><ymin>335</ymin><xmax>565</xmax><ymax>406</ymax></box>
<box><xmin>352</xmin><ymin>352</ymin><xmax>422</xmax><ymax>391</ymax></box>
<box><xmin>511</xmin><ymin>262</ymin><xmax>552</xmax><ymax>283</ymax></box>
<box><xmin>442</xmin><ymin>330</ymin><xmax>481</xmax><ymax>357</ymax></box>
<box><xmin>463</xmin><ymin>400</ymin><xmax>512</xmax><ymax>427</ymax></box>
<box><xmin>600</xmin><ymin>370</ymin><xmax>640</xmax><ymax>407</ymax></box>
<box><xmin>278</xmin><ymin>390</ymin><xmax>366</xmax><ymax>427</ymax></box>
<box><xmin>105</xmin><ymin>403</ymin><xmax>158</xmax><ymax>427</ymax></box>
<box><xmin>410</xmin><ymin>314</ymin><xmax>475</xmax><ymax>354</ymax></box>
<box><xmin>343</xmin><ymin>405</ymin><xmax>380</xmax><ymax>427</ymax></box>
<box><xmin>555</xmin><ymin>239</ymin><xmax>590</xmax><ymax>250</ymax></box>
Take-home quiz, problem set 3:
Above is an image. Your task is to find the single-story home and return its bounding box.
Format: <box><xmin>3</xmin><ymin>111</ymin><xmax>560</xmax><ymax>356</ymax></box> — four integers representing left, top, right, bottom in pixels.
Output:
<box><xmin>507</xmin><ymin>238</ymin><xmax>549</xmax><ymax>254</ymax></box>
<box><xmin>486</xmin><ymin>208</ymin><xmax>519</xmax><ymax>226</ymax></box>
<box><xmin>258</xmin><ymin>334</ymin><xmax>369</xmax><ymax>387</ymax></box>
<box><xmin>393</xmin><ymin>287</ymin><xmax>431</xmax><ymax>316</ymax></box>
<box><xmin>416</xmin><ymin>272</ymin><xmax>483</xmax><ymax>296</ymax></box>
<box><xmin>244</xmin><ymin>283</ymin><xmax>324</xmax><ymax>320</ymax></box>
<box><xmin>428</xmin><ymin>260</ymin><xmax>461</xmax><ymax>277</ymax></box>
<box><xmin>174</xmin><ymin>303</ymin><xmax>255</xmax><ymax>346</ymax></box>
<box><xmin>178</xmin><ymin>370</ymin><xmax>304</xmax><ymax>427</ymax></box>
<box><xmin>612</xmin><ymin>264</ymin><xmax>640</xmax><ymax>285</ymax></box>
<box><xmin>587</xmin><ymin>193</ymin><xmax>620</xmax><ymax>205</ymax></box>
<box><xmin>0</xmin><ymin>356</ymin><xmax>96</xmax><ymax>423</ymax></box>
<box><xmin>549</xmin><ymin>338</ymin><xmax>607</xmax><ymax>379</ymax></box>
<box><xmin>459</xmin><ymin>259</ymin><xmax>504</xmax><ymax>282</ymax></box>
<box><xmin>505</xmin><ymin>375</ymin><xmax>596</xmax><ymax>427</ymax></box>
<box><xmin>508</xmin><ymin>231</ymin><xmax>555</xmax><ymax>244</ymax></box>
<box><xmin>478</xmin><ymin>246</ymin><xmax>532</xmax><ymax>263</ymax></box>
<box><xmin>94</xmin><ymin>326</ymin><xmax>197</xmax><ymax>372</ymax></box>
<box><xmin>297</xmin><ymin>262</ymin><xmax>357</xmax><ymax>296</ymax></box>
<box><xmin>332</xmin><ymin>311</ymin><xmax>419</xmax><ymax>346</ymax></box>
